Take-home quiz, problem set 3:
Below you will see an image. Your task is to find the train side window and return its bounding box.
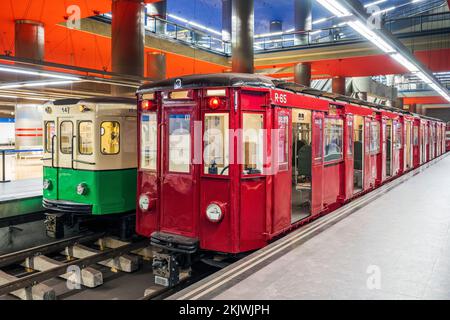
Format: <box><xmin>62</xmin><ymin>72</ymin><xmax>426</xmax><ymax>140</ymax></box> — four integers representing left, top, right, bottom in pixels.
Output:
<box><xmin>324</xmin><ymin>118</ymin><xmax>343</xmax><ymax>162</ymax></box>
<box><xmin>413</xmin><ymin>126</ymin><xmax>419</xmax><ymax>145</ymax></box>
<box><xmin>78</xmin><ymin>121</ymin><xmax>93</xmax><ymax>155</ymax></box>
<box><xmin>242</xmin><ymin>113</ymin><xmax>264</xmax><ymax>175</ymax></box>
<box><xmin>313</xmin><ymin>118</ymin><xmax>323</xmax><ymax>161</ymax></box>
<box><xmin>140</xmin><ymin>113</ymin><xmax>157</xmax><ymax>170</ymax></box>
<box><xmin>204</xmin><ymin>113</ymin><xmax>229</xmax><ymax>175</ymax></box>
<box><xmin>169</xmin><ymin>114</ymin><xmax>191</xmax><ymax>173</ymax></box>
<box><xmin>394</xmin><ymin>123</ymin><xmax>402</xmax><ymax>149</ymax></box>
<box><xmin>369</xmin><ymin>122</ymin><xmax>380</xmax><ymax>154</ymax></box>
<box><xmin>277</xmin><ymin>114</ymin><xmax>289</xmax><ymax>171</ymax></box>
<box><xmin>101</xmin><ymin>121</ymin><xmax>120</xmax><ymax>155</ymax></box>
<box><xmin>60</xmin><ymin>121</ymin><xmax>73</xmax><ymax>154</ymax></box>
<box><xmin>45</xmin><ymin>121</ymin><xmax>55</xmax><ymax>153</ymax></box>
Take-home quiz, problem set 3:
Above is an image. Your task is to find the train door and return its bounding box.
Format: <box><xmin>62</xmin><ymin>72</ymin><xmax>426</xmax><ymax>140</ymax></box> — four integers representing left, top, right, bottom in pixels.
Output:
<box><xmin>419</xmin><ymin>122</ymin><xmax>424</xmax><ymax>164</ymax></box>
<box><xmin>344</xmin><ymin>114</ymin><xmax>354</xmax><ymax>198</ymax></box>
<box><xmin>291</xmin><ymin>109</ymin><xmax>312</xmax><ymax>223</ymax></box>
<box><xmin>160</xmin><ymin>105</ymin><xmax>198</xmax><ymax>238</ymax></box>
<box><xmin>272</xmin><ymin>107</ymin><xmax>292</xmax><ymax>229</ymax></box>
<box><xmin>311</xmin><ymin>111</ymin><xmax>324</xmax><ymax>215</ymax></box>
<box><xmin>353</xmin><ymin>115</ymin><xmax>364</xmax><ymax>193</ymax></box>
<box><xmin>405</xmin><ymin>121</ymin><xmax>412</xmax><ymax>170</ymax></box>
<box><xmin>55</xmin><ymin>117</ymin><xmax>75</xmax><ymax>199</ymax></box>
<box><xmin>385</xmin><ymin>120</ymin><xmax>392</xmax><ymax>177</ymax></box>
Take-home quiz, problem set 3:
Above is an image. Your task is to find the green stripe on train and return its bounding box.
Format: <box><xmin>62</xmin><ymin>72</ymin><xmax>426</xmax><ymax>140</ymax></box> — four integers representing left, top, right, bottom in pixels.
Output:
<box><xmin>43</xmin><ymin>166</ymin><xmax>136</xmax><ymax>215</ymax></box>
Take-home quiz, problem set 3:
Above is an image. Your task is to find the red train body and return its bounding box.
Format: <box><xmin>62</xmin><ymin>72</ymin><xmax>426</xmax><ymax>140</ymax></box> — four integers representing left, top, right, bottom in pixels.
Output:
<box><xmin>135</xmin><ymin>74</ymin><xmax>446</xmax><ymax>286</ymax></box>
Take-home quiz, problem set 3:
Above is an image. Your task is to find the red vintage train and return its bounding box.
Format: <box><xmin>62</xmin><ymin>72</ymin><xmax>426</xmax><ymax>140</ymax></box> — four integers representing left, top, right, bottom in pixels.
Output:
<box><xmin>135</xmin><ymin>73</ymin><xmax>446</xmax><ymax>286</ymax></box>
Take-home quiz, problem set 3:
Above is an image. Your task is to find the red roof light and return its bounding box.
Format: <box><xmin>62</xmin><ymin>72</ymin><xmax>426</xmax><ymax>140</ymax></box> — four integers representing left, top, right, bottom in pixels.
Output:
<box><xmin>208</xmin><ymin>97</ymin><xmax>221</xmax><ymax>109</ymax></box>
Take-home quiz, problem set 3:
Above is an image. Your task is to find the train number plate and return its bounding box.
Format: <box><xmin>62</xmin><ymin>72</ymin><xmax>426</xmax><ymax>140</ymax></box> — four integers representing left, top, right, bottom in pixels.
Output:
<box><xmin>155</xmin><ymin>275</ymin><xmax>169</xmax><ymax>287</ymax></box>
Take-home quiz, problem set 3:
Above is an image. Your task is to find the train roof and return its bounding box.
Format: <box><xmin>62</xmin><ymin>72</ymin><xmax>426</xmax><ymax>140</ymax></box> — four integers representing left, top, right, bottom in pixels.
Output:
<box><xmin>52</xmin><ymin>97</ymin><xmax>136</xmax><ymax>106</ymax></box>
<box><xmin>137</xmin><ymin>73</ymin><xmax>444</xmax><ymax>123</ymax></box>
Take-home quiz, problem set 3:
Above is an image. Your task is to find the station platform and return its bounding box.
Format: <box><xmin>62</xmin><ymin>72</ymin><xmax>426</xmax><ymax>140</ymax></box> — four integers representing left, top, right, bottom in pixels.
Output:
<box><xmin>0</xmin><ymin>178</ymin><xmax>42</xmax><ymax>220</ymax></box>
<box><xmin>170</xmin><ymin>154</ymin><xmax>450</xmax><ymax>300</ymax></box>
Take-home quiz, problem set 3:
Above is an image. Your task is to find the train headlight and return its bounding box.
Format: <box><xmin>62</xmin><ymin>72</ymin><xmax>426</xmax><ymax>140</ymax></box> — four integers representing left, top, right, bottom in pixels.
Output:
<box><xmin>139</xmin><ymin>194</ymin><xmax>150</xmax><ymax>211</ymax></box>
<box><xmin>43</xmin><ymin>179</ymin><xmax>52</xmax><ymax>190</ymax></box>
<box><xmin>76</xmin><ymin>183</ymin><xmax>88</xmax><ymax>196</ymax></box>
<box><xmin>206</xmin><ymin>203</ymin><xmax>223</xmax><ymax>223</ymax></box>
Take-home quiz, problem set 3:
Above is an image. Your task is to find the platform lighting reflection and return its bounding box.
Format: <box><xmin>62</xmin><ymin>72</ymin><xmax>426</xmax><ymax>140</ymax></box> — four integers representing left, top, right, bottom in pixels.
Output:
<box><xmin>0</xmin><ymin>80</ymin><xmax>76</xmax><ymax>89</ymax></box>
<box><xmin>0</xmin><ymin>66</ymin><xmax>80</xmax><ymax>81</ymax></box>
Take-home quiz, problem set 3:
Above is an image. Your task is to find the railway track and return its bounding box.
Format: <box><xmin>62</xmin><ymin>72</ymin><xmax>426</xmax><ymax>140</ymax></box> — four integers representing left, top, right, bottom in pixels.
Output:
<box><xmin>0</xmin><ymin>232</ymin><xmax>154</xmax><ymax>300</ymax></box>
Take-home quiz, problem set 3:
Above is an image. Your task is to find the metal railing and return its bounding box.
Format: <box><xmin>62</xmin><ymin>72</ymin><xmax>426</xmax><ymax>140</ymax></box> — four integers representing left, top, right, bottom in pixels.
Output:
<box><xmin>97</xmin><ymin>11</ymin><xmax>450</xmax><ymax>56</ymax></box>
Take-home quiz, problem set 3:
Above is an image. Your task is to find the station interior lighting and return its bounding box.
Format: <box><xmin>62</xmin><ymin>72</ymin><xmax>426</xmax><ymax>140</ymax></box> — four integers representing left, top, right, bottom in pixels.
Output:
<box><xmin>316</xmin><ymin>0</ymin><xmax>450</xmax><ymax>102</ymax></box>
<box><xmin>0</xmin><ymin>80</ymin><xmax>77</xmax><ymax>89</ymax></box>
<box><xmin>0</xmin><ymin>66</ymin><xmax>80</xmax><ymax>81</ymax></box>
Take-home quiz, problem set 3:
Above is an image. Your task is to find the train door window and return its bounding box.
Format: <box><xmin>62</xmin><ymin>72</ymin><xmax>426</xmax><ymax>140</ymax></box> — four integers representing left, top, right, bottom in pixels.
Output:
<box><xmin>369</xmin><ymin>121</ymin><xmax>380</xmax><ymax>154</ymax></box>
<box><xmin>45</xmin><ymin>121</ymin><xmax>55</xmax><ymax>153</ymax></box>
<box><xmin>386</xmin><ymin>121</ymin><xmax>392</xmax><ymax>177</ymax></box>
<box><xmin>324</xmin><ymin>118</ymin><xmax>343</xmax><ymax>163</ymax></box>
<box><xmin>413</xmin><ymin>126</ymin><xmax>419</xmax><ymax>146</ymax></box>
<box><xmin>353</xmin><ymin>116</ymin><xmax>364</xmax><ymax>192</ymax></box>
<box><xmin>394</xmin><ymin>122</ymin><xmax>402</xmax><ymax>149</ymax></box>
<box><xmin>101</xmin><ymin>121</ymin><xmax>120</xmax><ymax>155</ymax></box>
<box><xmin>242</xmin><ymin>113</ymin><xmax>264</xmax><ymax>175</ymax></box>
<box><xmin>277</xmin><ymin>114</ymin><xmax>289</xmax><ymax>171</ymax></box>
<box><xmin>140</xmin><ymin>113</ymin><xmax>158</xmax><ymax>170</ymax></box>
<box><xmin>168</xmin><ymin>114</ymin><xmax>191</xmax><ymax>173</ymax></box>
<box><xmin>204</xmin><ymin>113</ymin><xmax>229</xmax><ymax>175</ymax></box>
<box><xmin>78</xmin><ymin>121</ymin><xmax>93</xmax><ymax>155</ymax></box>
<box><xmin>291</xmin><ymin>109</ymin><xmax>312</xmax><ymax>223</ymax></box>
<box><xmin>60</xmin><ymin>121</ymin><xmax>73</xmax><ymax>154</ymax></box>
<box><xmin>405</xmin><ymin>122</ymin><xmax>412</xmax><ymax>168</ymax></box>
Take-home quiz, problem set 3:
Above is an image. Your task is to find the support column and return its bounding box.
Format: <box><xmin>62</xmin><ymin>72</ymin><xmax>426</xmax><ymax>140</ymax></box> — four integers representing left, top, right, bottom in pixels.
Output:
<box><xmin>231</xmin><ymin>0</ymin><xmax>254</xmax><ymax>73</ymax></box>
<box><xmin>146</xmin><ymin>0</ymin><xmax>167</xmax><ymax>34</ymax></box>
<box><xmin>15</xmin><ymin>20</ymin><xmax>45</xmax><ymax>61</ymax></box>
<box><xmin>146</xmin><ymin>52</ymin><xmax>166</xmax><ymax>81</ymax></box>
<box><xmin>111</xmin><ymin>0</ymin><xmax>145</xmax><ymax>78</ymax></box>
<box><xmin>294</xmin><ymin>0</ymin><xmax>312</xmax><ymax>45</ymax></box>
<box><xmin>332</xmin><ymin>76</ymin><xmax>346</xmax><ymax>95</ymax></box>
<box><xmin>294</xmin><ymin>62</ymin><xmax>311</xmax><ymax>86</ymax></box>
<box><xmin>222</xmin><ymin>0</ymin><xmax>232</xmax><ymax>42</ymax></box>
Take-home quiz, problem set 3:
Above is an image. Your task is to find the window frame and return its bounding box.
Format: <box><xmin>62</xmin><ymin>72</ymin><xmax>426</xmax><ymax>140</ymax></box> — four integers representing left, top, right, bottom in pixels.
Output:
<box><xmin>167</xmin><ymin>112</ymin><xmax>192</xmax><ymax>174</ymax></box>
<box><xmin>44</xmin><ymin>121</ymin><xmax>55</xmax><ymax>153</ymax></box>
<box><xmin>241</xmin><ymin>111</ymin><xmax>265</xmax><ymax>177</ymax></box>
<box><xmin>202</xmin><ymin>111</ymin><xmax>230</xmax><ymax>178</ymax></box>
<box><xmin>78</xmin><ymin>120</ymin><xmax>94</xmax><ymax>155</ymax></box>
<box><xmin>140</xmin><ymin>112</ymin><xmax>158</xmax><ymax>171</ymax></box>
<box><xmin>59</xmin><ymin>120</ymin><xmax>73</xmax><ymax>155</ymax></box>
<box><xmin>323</xmin><ymin>117</ymin><xmax>344</xmax><ymax>164</ymax></box>
<box><xmin>100</xmin><ymin>121</ymin><xmax>120</xmax><ymax>155</ymax></box>
<box><xmin>369</xmin><ymin>121</ymin><xmax>381</xmax><ymax>154</ymax></box>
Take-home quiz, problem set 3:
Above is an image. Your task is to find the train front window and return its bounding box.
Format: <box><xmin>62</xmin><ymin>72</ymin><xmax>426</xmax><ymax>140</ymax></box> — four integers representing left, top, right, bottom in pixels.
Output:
<box><xmin>242</xmin><ymin>113</ymin><xmax>264</xmax><ymax>175</ymax></box>
<box><xmin>101</xmin><ymin>121</ymin><xmax>120</xmax><ymax>155</ymax></box>
<box><xmin>204</xmin><ymin>113</ymin><xmax>229</xmax><ymax>175</ymax></box>
<box><xmin>45</xmin><ymin>121</ymin><xmax>55</xmax><ymax>153</ymax></box>
<box><xmin>324</xmin><ymin>118</ymin><xmax>343</xmax><ymax>162</ymax></box>
<box><xmin>78</xmin><ymin>121</ymin><xmax>93</xmax><ymax>155</ymax></box>
<box><xmin>141</xmin><ymin>113</ymin><xmax>157</xmax><ymax>170</ymax></box>
<box><xmin>169</xmin><ymin>114</ymin><xmax>191</xmax><ymax>173</ymax></box>
<box><xmin>60</xmin><ymin>121</ymin><xmax>73</xmax><ymax>154</ymax></box>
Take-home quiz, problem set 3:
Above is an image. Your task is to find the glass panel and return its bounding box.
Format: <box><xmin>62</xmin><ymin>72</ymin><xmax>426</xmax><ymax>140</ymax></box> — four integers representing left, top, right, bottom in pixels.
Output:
<box><xmin>370</xmin><ymin>121</ymin><xmax>380</xmax><ymax>154</ymax></box>
<box><xmin>45</xmin><ymin>121</ymin><xmax>55</xmax><ymax>153</ymax></box>
<box><xmin>413</xmin><ymin>126</ymin><xmax>419</xmax><ymax>145</ymax></box>
<box><xmin>278</xmin><ymin>114</ymin><xmax>289</xmax><ymax>171</ymax></box>
<box><xmin>324</xmin><ymin>118</ymin><xmax>343</xmax><ymax>162</ymax></box>
<box><xmin>313</xmin><ymin>118</ymin><xmax>323</xmax><ymax>160</ymax></box>
<box><xmin>140</xmin><ymin>113</ymin><xmax>157</xmax><ymax>170</ymax></box>
<box><xmin>394</xmin><ymin>122</ymin><xmax>402</xmax><ymax>149</ymax></box>
<box><xmin>204</xmin><ymin>113</ymin><xmax>229</xmax><ymax>175</ymax></box>
<box><xmin>169</xmin><ymin>114</ymin><xmax>191</xmax><ymax>173</ymax></box>
<box><xmin>101</xmin><ymin>121</ymin><xmax>120</xmax><ymax>155</ymax></box>
<box><xmin>347</xmin><ymin>119</ymin><xmax>353</xmax><ymax>155</ymax></box>
<box><xmin>60</xmin><ymin>121</ymin><xmax>73</xmax><ymax>154</ymax></box>
<box><xmin>242</xmin><ymin>113</ymin><xmax>264</xmax><ymax>175</ymax></box>
<box><xmin>78</xmin><ymin>121</ymin><xmax>93</xmax><ymax>155</ymax></box>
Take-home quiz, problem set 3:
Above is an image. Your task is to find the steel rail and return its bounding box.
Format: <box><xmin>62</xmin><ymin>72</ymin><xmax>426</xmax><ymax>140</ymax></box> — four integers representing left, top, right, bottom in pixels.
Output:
<box><xmin>0</xmin><ymin>240</ymin><xmax>147</xmax><ymax>296</ymax></box>
<box><xmin>0</xmin><ymin>232</ymin><xmax>104</xmax><ymax>268</ymax></box>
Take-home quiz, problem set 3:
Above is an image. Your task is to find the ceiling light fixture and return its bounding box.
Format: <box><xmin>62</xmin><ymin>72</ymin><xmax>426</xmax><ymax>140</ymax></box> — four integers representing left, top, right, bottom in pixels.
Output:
<box><xmin>0</xmin><ymin>66</ymin><xmax>80</xmax><ymax>81</ymax></box>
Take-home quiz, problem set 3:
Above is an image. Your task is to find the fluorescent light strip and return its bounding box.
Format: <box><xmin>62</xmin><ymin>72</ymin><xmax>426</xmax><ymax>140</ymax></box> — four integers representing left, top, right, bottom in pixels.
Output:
<box><xmin>0</xmin><ymin>80</ymin><xmax>76</xmax><ymax>89</ymax></box>
<box><xmin>364</xmin><ymin>0</ymin><xmax>387</xmax><ymax>7</ymax></box>
<box><xmin>167</xmin><ymin>13</ymin><xmax>222</xmax><ymax>36</ymax></box>
<box><xmin>391</xmin><ymin>53</ymin><xmax>419</xmax><ymax>72</ymax></box>
<box><xmin>316</xmin><ymin>0</ymin><xmax>351</xmax><ymax>17</ymax></box>
<box><xmin>0</xmin><ymin>66</ymin><xmax>80</xmax><ymax>81</ymax></box>
<box><xmin>347</xmin><ymin>20</ymin><xmax>395</xmax><ymax>53</ymax></box>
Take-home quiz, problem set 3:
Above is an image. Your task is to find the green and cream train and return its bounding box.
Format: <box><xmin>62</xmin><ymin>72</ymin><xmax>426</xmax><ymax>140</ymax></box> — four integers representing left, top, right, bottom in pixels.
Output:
<box><xmin>42</xmin><ymin>97</ymin><xmax>137</xmax><ymax>238</ymax></box>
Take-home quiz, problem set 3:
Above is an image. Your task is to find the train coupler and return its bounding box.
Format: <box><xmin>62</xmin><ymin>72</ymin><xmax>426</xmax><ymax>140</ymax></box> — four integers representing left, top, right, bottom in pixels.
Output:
<box><xmin>152</xmin><ymin>251</ymin><xmax>191</xmax><ymax>287</ymax></box>
<box><xmin>44</xmin><ymin>212</ymin><xmax>66</xmax><ymax>239</ymax></box>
